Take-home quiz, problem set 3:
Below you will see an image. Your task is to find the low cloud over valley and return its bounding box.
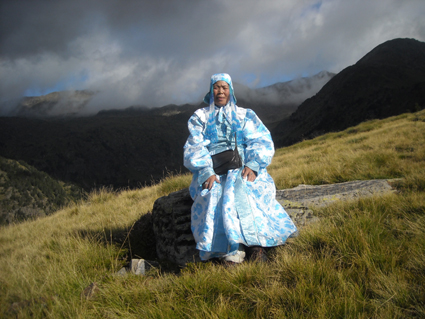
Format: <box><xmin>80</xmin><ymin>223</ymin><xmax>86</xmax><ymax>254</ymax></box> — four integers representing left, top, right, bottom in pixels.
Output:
<box><xmin>1</xmin><ymin>0</ymin><xmax>424</xmax><ymax>114</ymax></box>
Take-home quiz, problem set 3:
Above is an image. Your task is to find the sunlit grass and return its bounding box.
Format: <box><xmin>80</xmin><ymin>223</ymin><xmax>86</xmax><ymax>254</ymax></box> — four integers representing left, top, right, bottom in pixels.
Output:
<box><xmin>269</xmin><ymin>111</ymin><xmax>425</xmax><ymax>189</ymax></box>
<box><xmin>1</xmin><ymin>110</ymin><xmax>425</xmax><ymax>318</ymax></box>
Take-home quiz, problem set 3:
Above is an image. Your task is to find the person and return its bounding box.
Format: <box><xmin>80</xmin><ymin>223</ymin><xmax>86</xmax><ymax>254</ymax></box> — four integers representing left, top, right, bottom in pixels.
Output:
<box><xmin>183</xmin><ymin>73</ymin><xmax>297</xmax><ymax>264</ymax></box>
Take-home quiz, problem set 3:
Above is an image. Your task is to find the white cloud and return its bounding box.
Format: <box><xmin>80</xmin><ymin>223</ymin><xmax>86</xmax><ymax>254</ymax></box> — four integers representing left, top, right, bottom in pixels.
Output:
<box><xmin>1</xmin><ymin>0</ymin><xmax>424</xmax><ymax>113</ymax></box>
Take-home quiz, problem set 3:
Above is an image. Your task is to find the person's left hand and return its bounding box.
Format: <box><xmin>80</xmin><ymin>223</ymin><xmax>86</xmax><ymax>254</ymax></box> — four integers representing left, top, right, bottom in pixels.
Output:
<box><xmin>202</xmin><ymin>174</ymin><xmax>220</xmax><ymax>190</ymax></box>
<box><xmin>242</xmin><ymin>167</ymin><xmax>257</xmax><ymax>182</ymax></box>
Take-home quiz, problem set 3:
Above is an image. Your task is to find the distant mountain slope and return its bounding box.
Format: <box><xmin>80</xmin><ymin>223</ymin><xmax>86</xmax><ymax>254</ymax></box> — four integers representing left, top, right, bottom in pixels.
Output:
<box><xmin>272</xmin><ymin>38</ymin><xmax>425</xmax><ymax>147</ymax></box>
<box><xmin>3</xmin><ymin>72</ymin><xmax>332</xmax><ymax>119</ymax></box>
<box><xmin>0</xmin><ymin>100</ymin><xmax>291</xmax><ymax>191</ymax></box>
<box><xmin>0</xmin><ymin>73</ymin><xmax>331</xmax><ymax>190</ymax></box>
<box><xmin>234</xmin><ymin>71</ymin><xmax>334</xmax><ymax>126</ymax></box>
<box><xmin>0</xmin><ymin>156</ymin><xmax>80</xmax><ymax>224</ymax></box>
<box><xmin>15</xmin><ymin>90</ymin><xmax>95</xmax><ymax>117</ymax></box>
<box><xmin>236</xmin><ymin>71</ymin><xmax>334</xmax><ymax>106</ymax></box>
<box><xmin>0</xmin><ymin>112</ymin><xmax>191</xmax><ymax>190</ymax></box>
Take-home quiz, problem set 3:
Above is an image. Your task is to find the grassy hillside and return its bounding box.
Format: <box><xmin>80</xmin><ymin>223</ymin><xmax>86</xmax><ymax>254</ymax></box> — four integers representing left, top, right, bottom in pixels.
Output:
<box><xmin>1</xmin><ymin>110</ymin><xmax>425</xmax><ymax>318</ymax></box>
<box><xmin>0</xmin><ymin>156</ymin><xmax>82</xmax><ymax>225</ymax></box>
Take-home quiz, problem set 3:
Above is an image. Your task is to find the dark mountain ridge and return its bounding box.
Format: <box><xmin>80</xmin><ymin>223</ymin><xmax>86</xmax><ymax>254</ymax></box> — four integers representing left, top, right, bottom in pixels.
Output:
<box><xmin>0</xmin><ymin>73</ymin><xmax>331</xmax><ymax>190</ymax></box>
<box><xmin>272</xmin><ymin>38</ymin><xmax>425</xmax><ymax>147</ymax></box>
<box><xmin>3</xmin><ymin>37</ymin><xmax>423</xmax><ymax>191</ymax></box>
<box><xmin>0</xmin><ymin>114</ymin><xmax>189</xmax><ymax>190</ymax></box>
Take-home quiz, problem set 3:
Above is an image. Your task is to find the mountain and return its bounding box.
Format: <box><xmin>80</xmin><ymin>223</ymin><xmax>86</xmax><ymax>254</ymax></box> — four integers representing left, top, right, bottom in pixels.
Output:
<box><xmin>3</xmin><ymin>72</ymin><xmax>333</xmax><ymax>119</ymax></box>
<box><xmin>233</xmin><ymin>71</ymin><xmax>335</xmax><ymax>126</ymax></box>
<box><xmin>12</xmin><ymin>90</ymin><xmax>95</xmax><ymax>117</ymax></box>
<box><xmin>272</xmin><ymin>38</ymin><xmax>425</xmax><ymax>147</ymax></box>
<box><xmin>2</xmin><ymin>37</ymin><xmax>424</xmax><ymax>191</ymax></box>
<box><xmin>0</xmin><ymin>156</ymin><xmax>81</xmax><ymax>224</ymax></box>
<box><xmin>0</xmin><ymin>112</ymin><xmax>191</xmax><ymax>190</ymax></box>
<box><xmin>236</xmin><ymin>71</ymin><xmax>334</xmax><ymax>106</ymax></box>
<box><xmin>0</xmin><ymin>73</ymin><xmax>331</xmax><ymax>190</ymax></box>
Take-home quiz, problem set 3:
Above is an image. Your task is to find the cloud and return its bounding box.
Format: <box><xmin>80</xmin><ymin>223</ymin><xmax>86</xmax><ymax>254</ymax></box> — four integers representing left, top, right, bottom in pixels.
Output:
<box><xmin>1</xmin><ymin>0</ymin><xmax>424</xmax><ymax>113</ymax></box>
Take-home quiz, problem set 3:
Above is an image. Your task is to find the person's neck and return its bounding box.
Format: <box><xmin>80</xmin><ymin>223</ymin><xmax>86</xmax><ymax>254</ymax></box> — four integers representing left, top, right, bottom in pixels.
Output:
<box><xmin>215</xmin><ymin>102</ymin><xmax>229</xmax><ymax>108</ymax></box>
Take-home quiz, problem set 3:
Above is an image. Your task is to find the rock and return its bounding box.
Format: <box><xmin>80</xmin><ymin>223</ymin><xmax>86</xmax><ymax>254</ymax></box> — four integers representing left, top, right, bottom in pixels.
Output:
<box><xmin>131</xmin><ymin>259</ymin><xmax>159</xmax><ymax>275</ymax></box>
<box><xmin>150</xmin><ymin>188</ymin><xmax>317</xmax><ymax>265</ymax></box>
<box><xmin>116</xmin><ymin>259</ymin><xmax>160</xmax><ymax>276</ymax></box>
<box><xmin>276</xmin><ymin>179</ymin><xmax>396</xmax><ymax>207</ymax></box>
<box><xmin>151</xmin><ymin>188</ymin><xmax>199</xmax><ymax>266</ymax></box>
<box><xmin>281</xmin><ymin>201</ymin><xmax>318</xmax><ymax>227</ymax></box>
<box><xmin>116</xmin><ymin>267</ymin><xmax>128</xmax><ymax>277</ymax></box>
<box><xmin>81</xmin><ymin>282</ymin><xmax>98</xmax><ymax>300</ymax></box>
<box><xmin>151</xmin><ymin>179</ymin><xmax>397</xmax><ymax>265</ymax></box>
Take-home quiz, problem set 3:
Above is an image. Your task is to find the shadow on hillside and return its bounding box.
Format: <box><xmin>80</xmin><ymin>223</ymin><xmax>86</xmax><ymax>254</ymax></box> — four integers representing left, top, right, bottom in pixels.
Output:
<box><xmin>75</xmin><ymin>212</ymin><xmax>172</xmax><ymax>270</ymax></box>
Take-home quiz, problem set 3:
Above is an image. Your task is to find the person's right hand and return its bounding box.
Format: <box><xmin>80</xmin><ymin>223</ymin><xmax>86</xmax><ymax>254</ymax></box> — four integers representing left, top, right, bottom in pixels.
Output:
<box><xmin>202</xmin><ymin>175</ymin><xmax>220</xmax><ymax>190</ymax></box>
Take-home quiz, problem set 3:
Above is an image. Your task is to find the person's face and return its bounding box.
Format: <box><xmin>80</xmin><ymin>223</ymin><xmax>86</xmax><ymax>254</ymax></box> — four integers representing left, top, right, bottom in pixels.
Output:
<box><xmin>213</xmin><ymin>81</ymin><xmax>230</xmax><ymax>106</ymax></box>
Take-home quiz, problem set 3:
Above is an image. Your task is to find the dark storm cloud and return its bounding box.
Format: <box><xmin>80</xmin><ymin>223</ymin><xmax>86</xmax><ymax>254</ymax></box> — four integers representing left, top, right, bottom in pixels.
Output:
<box><xmin>1</xmin><ymin>0</ymin><xmax>230</xmax><ymax>59</ymax></box>
<box><xmin>1</xmin><ymin>0</ymin><xmax>424</xmax><ymax>113</ymax></box>
<box><xmin>1</xmin><ymin>0</ymin><xmax>90</xmax><ymax>58</ymax></box>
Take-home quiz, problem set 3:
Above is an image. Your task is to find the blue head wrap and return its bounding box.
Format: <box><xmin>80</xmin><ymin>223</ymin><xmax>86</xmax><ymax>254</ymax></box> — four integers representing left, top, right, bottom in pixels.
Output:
<box><xmin>203</xmin><ymin>73</ymin><xmax>237</xmax><ymax>105</ymax></box>
<box><xmin>203</xmin><ymin>73</ymin><xmax>241</xmax><ymax>144</ymax></box>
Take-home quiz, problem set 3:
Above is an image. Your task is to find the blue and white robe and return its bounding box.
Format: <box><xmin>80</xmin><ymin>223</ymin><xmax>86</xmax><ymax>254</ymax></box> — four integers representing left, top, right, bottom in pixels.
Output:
<box><xmin>183</xmin><ymin>104</ymin><xmax>297</xmax><ymax>260</ymax></box>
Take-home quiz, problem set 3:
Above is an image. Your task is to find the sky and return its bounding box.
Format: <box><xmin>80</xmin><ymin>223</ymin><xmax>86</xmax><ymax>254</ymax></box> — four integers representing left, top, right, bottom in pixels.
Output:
<box><xmin>1</xmin><ymin>0</ymin><xmax>424</xmax><ymax>113</ymax></box>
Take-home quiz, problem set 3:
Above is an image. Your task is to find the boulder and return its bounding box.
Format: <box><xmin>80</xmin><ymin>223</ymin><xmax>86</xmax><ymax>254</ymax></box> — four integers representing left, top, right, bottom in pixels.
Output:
<box><xmin>152</xmin><ymin>188</ymin><xmax>199</xmax><ymax>266</ymax></box>
<box><xmin>151</xmin><ymin>179</ymin><xmax>396</xmax><ymax>265</ymax></box>
<box><xmin>275</xmin><ymin>179</ymin><xmax>396</xmax><ymax>207</ymax></box>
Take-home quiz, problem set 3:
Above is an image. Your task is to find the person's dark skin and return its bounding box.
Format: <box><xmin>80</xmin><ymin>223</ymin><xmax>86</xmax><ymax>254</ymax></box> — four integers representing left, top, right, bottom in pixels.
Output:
<box><xmin>213</xmin><ymin>81</ymin><xmax>230</xmax><ymax>107</ymax></box>
<box><xmin>202</xmin><ymin>167</ymin><xmax>256</xmax><ymax>190</ymax></box>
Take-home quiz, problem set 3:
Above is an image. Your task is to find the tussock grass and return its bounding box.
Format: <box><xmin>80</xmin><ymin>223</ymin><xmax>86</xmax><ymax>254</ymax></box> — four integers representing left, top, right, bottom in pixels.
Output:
<box><xmin>270</xmin><ymin>111</ymin><xmax>425</xmax><ymax>189</ymax></box>
<box><xmin>1</xmin><ymin>110</ymin><xmax>425</xmax><ymax>318</ymax></box>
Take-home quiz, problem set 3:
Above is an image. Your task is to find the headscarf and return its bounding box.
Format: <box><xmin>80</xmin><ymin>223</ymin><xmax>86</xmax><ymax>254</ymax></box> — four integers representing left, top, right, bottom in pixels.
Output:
<box><xmin>203</xmin><ymin>73</ymin><xmax>241</xmax><ymax>144</ymax></box>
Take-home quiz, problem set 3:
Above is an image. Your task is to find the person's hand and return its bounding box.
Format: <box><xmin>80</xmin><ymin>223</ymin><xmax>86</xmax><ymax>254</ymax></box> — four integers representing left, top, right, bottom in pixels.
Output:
<box><xmin>242</xmin><ymin>167</ymin><xmax>257</xmax><ymax>182</ymax></box>
<box><xmin>202</xmin><ymin>175</ymin><xmax>220</xmax><ymax>190</ymax></box>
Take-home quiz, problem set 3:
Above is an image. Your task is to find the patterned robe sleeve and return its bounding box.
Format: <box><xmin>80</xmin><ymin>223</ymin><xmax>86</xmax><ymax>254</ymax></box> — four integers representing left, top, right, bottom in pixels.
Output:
<box><xmin>242</xmin><ymin>109</ymin><xmax>275</xmax><ymax>173</ymax></box>
<box><xmin>183</xmin><ymin>113</ymin><xmax>216</xmax><ymax>185</ymax></box>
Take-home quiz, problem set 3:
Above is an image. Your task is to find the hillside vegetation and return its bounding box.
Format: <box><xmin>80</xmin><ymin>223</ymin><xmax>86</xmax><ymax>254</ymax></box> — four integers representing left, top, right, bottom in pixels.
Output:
<box><xmin>0</xmin><ymin>112</ymin><xmax>193</xmax><ymax>190</ymax></box>
<box><xmin>1</xmin><ymin>110</ymin><xmax>425</xmax><ymax>318</ymax></box>
<box><xmin>0</xmin><ymin>78</ymin><xmax>303</xmax><ymax>191</ymax></box>
<box><xmin>0</xmin><ymin>156</ymin><xmax>82</xmax><ymax>225</ymax></box>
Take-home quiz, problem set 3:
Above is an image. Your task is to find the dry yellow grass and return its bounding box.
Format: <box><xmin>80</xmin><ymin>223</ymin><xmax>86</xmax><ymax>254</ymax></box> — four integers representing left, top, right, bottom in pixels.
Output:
<box><xmin>1</xmin><ymin>110</ymin><xmax>424</xmax><ymax>318</ymax></box>
<box><xmin>269</xmin><ymin>112</ymin><xmax>425</xmax><ymax>189</ymax></box>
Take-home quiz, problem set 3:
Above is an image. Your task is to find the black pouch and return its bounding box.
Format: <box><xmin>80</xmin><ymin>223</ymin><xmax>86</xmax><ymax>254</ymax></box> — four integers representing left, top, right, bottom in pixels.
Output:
<box><xmin>211</xmin><ymin>133</ymin><xmax>242</xmax><ymax>175</ymax></box>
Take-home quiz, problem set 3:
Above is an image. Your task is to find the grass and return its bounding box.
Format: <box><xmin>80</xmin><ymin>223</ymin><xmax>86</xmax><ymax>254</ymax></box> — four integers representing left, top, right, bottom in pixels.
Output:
<box><xmin>269</xmin><ymin>112</ymin><xmax>425</xmax><ymax>189</ymax></box>
<box><xmin>1</xmin><ymin>110</ymin><xmax>425</xmax><ymax>318</ymax></box>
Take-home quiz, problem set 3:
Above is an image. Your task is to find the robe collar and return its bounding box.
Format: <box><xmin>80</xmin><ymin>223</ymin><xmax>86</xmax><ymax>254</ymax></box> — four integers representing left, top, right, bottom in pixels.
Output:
<box><xmin>203</xmin><ymin>73</ymin><xmax>241</xmax><ymax>143</ymax></box>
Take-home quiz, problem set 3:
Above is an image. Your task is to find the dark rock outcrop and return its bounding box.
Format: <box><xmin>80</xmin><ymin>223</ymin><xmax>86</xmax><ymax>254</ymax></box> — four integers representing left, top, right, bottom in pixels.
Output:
<box><xmin>152</xmin><ymin>188</ymin><xmax>199</xmax><ymax>265</ymax></box>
